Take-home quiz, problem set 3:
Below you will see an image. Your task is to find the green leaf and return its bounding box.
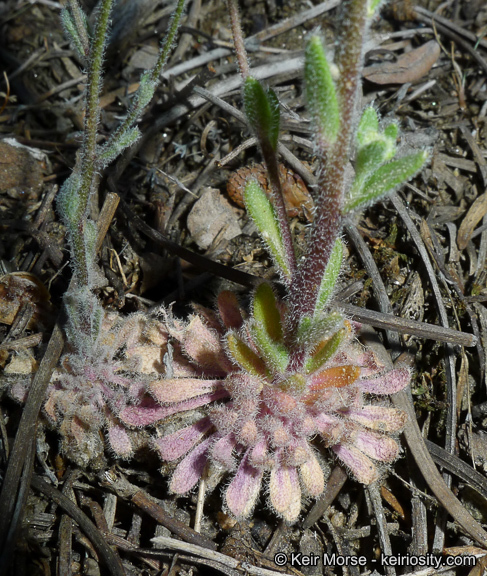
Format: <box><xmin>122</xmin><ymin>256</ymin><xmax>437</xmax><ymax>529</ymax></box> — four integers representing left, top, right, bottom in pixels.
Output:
<box><xmin>356</xmin><ymin>140</ymin><xmax>392</xmax><ymax>177</ymax></box>
<box><xmin>61</xmin><ymin>8</ymin><xmax>86</xmax><ymax>63</ymax></box>
<box><xmin>250</xmin><ymin>323</ymin><xmax>289</xmax><ymax>373</ymax></box>
<box><xmin>243</xmin><ymin>77</ymin><xmax>280</xmax><ymax>151</ymax></box>
<box><xmin>296</xmin><ymin>311</ymin><xmax>344</xmax><ymax>348</ymax></box>
<box><xmin>251</xmin><ymin>283</ymin><xmax>288</xmax><ymax>373</ymax></box>
<box><xmin>315</xmin><ymin>238</ymin><xmax>343</xmax><ymax>313</ymax></box>
<box><xmin>98</xmin><ymin>126</ymin><xmax>141</xmax><ymax>168</ymax></box>
<box><xmin>57</xmin><ymin>172</ymin><xmax>82</xmax><ymax>228</ymax></box>
<box><xmin>368</xmin><ymin>0</ymin><xmax>384</xmax><ymax>17</ymax></box>
<box><xmin>244</xmin><ymin>179</ymin><xmax>291</xmax><ymax>279</ymax></box>
<box><xmin>60</xmin><ymin>2</ymin><xmax>89</xmax><ymax>64</ymax></box>
<box><xmin>305</xmin><ymin>323</ymin><xmax>349</xmax><ymax>374</ymax></box>
<box><xmin>135</xmin><ymin>70</ymin><xmax>158</xmax><ymax>110</ymax></box>
<box><xmin>357</xmin><ymin>107</ymin><xmax>379</xmax><ymax>148</ymax></box>
<box><xmin>226</xmin><ymin>333</ymin><xmax>267</xmax><ymax>377</ymax></box>
<box><xmin>344</xmin><ymin>150</ymin><xmax>428</xmax><ymax>213</ymax></box>
<box><xmin>351</xmin><ymin>138</ymin><xmax>397</xmax><ymax>198</ymax></box>
<box><xmin>305</xmin><ymin>36</ymin><xmax>340</xmax><ymax>144</ymax></box>
<box><xmin>384</xmin><ymin>123</ymin><xmax>398</xmax><ymax>142</ymax></box>
<box><xmin>253</xmin><ymin>282</ymin><xmax>283</xmax><ymax>342</ymax></box>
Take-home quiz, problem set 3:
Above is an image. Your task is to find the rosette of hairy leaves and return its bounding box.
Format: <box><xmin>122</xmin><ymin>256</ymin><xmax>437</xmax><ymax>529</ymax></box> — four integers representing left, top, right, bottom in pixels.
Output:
<box><xmin>146</xmin><ymin>288</ymin><xmax>410</xmax><ymax>522</ymax></box>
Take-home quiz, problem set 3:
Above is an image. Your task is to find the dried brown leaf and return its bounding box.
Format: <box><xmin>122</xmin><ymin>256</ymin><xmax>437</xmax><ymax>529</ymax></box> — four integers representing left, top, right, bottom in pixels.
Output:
<box><xmin>363</xmin><ymin>40</ymin><xmax>440</xmax><ymax>84</ymax></box>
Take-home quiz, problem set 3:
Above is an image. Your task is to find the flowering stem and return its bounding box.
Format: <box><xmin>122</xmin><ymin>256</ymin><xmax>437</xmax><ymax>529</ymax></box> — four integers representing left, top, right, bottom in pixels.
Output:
<box><xmin>226</xmin><ymin>0</ymin><xmax>250</xmax><ymax>79</ymax></box>
<box><xmin>74</xmin><ymin>0</ymin><xmax>113</xmax><ymax>287</ymax></box>
<box><xmin>101</xmin><ymin>0</ymin><xmax>187</xmax><ymax>162</ymax></box>
<box><xmin>228</xmin><ymin>0</ymin><xmax>297</xmax><ymax>284</ymax></box>
<box><xmin>287</xmin><ymin>0</ymin><xmax>368</xmax><ymax>343</ymax></box>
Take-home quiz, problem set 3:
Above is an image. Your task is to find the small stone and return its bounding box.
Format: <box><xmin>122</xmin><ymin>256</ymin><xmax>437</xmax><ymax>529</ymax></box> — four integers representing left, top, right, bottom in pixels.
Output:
<box><xmin>0</xmin><ymin>139</ymin><xmax>48</xmax><ymax>195</ymax></box>
<box><xmin>187</xmin><ymin>187</ymin><xmax>241</xmax><ymax>250</ymax></box>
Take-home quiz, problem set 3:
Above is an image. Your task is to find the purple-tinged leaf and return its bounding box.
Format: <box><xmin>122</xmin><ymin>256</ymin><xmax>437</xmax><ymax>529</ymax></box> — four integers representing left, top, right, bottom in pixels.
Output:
<box><xmin>218</xmin><ymin>291</ymin><xmax>244</xmax><ymax>330</ymax></box>
<box><xmin>149</xmin><ymin>378</ymin><xmax>223</xmax><ymax>404</ymax></box>
<box><xmin>299</xmin><ymin>452</ymin><xmax>325</xmax><ymax>497</ymax></box>
<box><xmin>183</xmin><ymin>315</ymin><xmax>230</xmax><ymax>371</ymax></box>
<box><xmin>344</xmin><ymin>405</ymin><xmax>407</xmax><ymax>432</ymax></box>
<box><xmin>169</xmin><ymin>437</ymin><xmax>213</xmax><ymax>494</ymax></box>
<box><xmin>332</xmin><ymin>444</ymin><xmax>379</xmax><ymax>484</ymax></box>
<box><xmin>210</xmin><ymin>434</ymin><xmax>237</xmax><ymax>469</ymax></box>
<box><xmin>352</xmin><ymin>428</ymin><xmax>400</xmax><ymax>462</ymax></box>
<box><xmin>153</xmin><ymin>417</ymin><xmax>213</xmax><ymax>461</ymax></box>
<box><xmin>225</xmin><ymin>450</ymin><xmax>264</xmax><ymax>518</ymax></box>
<box><xmin>358</xmin><ymin>368</ymin><xmax>410</xmax><ymax>395</ymax></box>
<box><xmin>107</xmin><ymin>424</ymin><xmax>133</xmax><ymax>458</ymax></box>
<box><xmin>282</xmin><ymin>467</ymin><xmax>302</xmax><ymax>522</ymax></box>
<box><xmin>119</xmin><ymin>388</ymin><xmax>228</xmax><ymax>427</ymax></box>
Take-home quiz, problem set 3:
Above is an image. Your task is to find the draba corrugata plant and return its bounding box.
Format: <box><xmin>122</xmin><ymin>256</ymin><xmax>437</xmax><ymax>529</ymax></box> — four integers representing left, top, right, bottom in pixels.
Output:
<box><xmin>18</xmin><ymin>0</ymin><xmax>188</xmax><ymax>467</ymax></box>
<box><xmin>4</xmin><ymin>0</ymin><xmax>429</xmax><ymax>520</ymax></box>
<box><xmin>126</xmin><ymin>0</ymin><xmax>429</xmax><ymax>521</ymax></box>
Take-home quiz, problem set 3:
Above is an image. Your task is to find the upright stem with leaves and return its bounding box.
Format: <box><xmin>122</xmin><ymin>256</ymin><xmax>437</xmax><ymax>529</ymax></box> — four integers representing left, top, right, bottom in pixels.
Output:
<box><xmin>57</xmin><ymin>0</ymin><xmax>187</xmax><ymax>354</ymax></box>
<box><xmin>131</xmin><ymin>0</ymin><xmax>427</xmax><ymax>521</ymax></box>
<box><xmin>230</xmin><ymin>0</ymin><xmax>428</xmax><ymax>368</ymax></box>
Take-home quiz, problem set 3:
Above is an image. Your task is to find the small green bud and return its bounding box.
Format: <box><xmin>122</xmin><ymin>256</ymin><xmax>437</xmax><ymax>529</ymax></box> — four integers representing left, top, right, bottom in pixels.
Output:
<box><xmin>305</xmin><ymin>36</ymin><xmax>340</xmax><ymax>145</ymax></box>
<box><xmin>243</xmin><ymin>77</ymin><xmax>280</xmax><ymax>151</ymax></box>
<box><xmin>357</xmin><ymin>107</ymin><xmax>380</xmax><ymax>147</ymax></box>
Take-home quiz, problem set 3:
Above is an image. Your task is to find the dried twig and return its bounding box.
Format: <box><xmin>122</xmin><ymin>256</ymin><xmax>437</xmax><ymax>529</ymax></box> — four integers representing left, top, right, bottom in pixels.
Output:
<box><xmin>151</xmin><ymin>535</ymin><xmax>294</xmax><ymax>576</ymax></box>
<box><xmin>31</xmin><ymin>474</ymin><xmax>126</xmax><ymax>576</ymax></box>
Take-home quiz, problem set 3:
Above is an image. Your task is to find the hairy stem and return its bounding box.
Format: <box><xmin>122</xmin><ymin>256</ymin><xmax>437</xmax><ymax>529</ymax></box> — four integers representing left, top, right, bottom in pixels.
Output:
<box><xmin>260</xmin><ymin>141</ymin><xmax>298</xmax><ymax>286</ymax></box>
<box><xmin>152</xmin><ymin>0</ymin><xmax>187</xmax><ymax>80</ymax></box>
<box><xmin>102</xmin><ymin>0</ymin><xmax>186</xmax><ymax>156</ymax></box>
<box><xmin>287</xmin><ymin>0</ymin><xmax>368</xmax><ymax>351</ymax></box>
<box><xmin>75</xmin><ymin>0</ymin><xmax>113</xmax><ymax>286</ymax></box>
<box><xmin>226</xmin><ymin>0</ymin><xmax>250</xmax><ymax>78</ymax></box>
